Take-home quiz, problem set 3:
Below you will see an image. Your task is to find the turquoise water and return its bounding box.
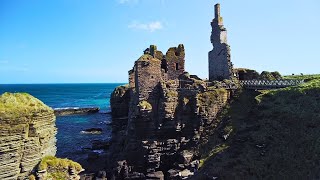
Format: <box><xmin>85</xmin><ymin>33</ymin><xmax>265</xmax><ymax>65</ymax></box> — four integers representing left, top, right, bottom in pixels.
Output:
<box><xmin>0</xmin><ymin>83</ymin><xmax>123</xmax><ymax>164</ymax></box>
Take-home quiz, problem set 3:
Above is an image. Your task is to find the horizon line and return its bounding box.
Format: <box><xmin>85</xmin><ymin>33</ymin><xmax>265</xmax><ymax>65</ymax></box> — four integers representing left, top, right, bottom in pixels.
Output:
<box><xmin>0</xmin><ymin>82</ymin><xmax>128</xmax><ymax>85</ymax></box>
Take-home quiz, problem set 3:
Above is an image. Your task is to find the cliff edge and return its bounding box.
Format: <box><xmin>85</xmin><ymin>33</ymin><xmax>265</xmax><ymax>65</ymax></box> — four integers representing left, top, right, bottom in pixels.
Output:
<box><xmin>0</xmin><ymin>93</ymin><xmax>83</xmax><ymax>180</ymax></box>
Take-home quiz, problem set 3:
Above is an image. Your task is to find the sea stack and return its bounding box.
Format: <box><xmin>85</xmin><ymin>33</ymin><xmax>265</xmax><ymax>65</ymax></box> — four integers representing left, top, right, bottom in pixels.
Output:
<box><xmin>0</xmin><ymin>93</ymin><xmax>57</xmax><ymax>179</ymax></box>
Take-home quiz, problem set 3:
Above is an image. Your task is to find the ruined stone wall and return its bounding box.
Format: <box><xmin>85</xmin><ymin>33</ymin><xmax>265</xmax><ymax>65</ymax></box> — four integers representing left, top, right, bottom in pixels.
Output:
<box><xmin>166</xmin><ymin>44</ymin><xmax>185</xmax><ymax>80</ymax></box>
<box><xmin>129</xmin><ymin>69</ymin><xmax>135</xmax><ymax>89</ymax></box>
<box><xmin>0</xmin><ymin>93</ymin><xmax>57</xmax><ymax>180</ymax></box>
<box><xmin>209</xmin><ymin>3</ymin><xmax>234</xmax><ymax>81</ymax></box>
<box><xmin>134</xmin><ymin>54</ymin><xmax>162</xmax><ymax>101</ymax></box>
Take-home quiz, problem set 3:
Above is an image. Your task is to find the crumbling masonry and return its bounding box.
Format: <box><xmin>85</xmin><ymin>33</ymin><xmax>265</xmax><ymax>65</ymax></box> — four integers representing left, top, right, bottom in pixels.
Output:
<box><xmin>209</xmin><ymin>3</ymin><xmax>234</xmax><ymax>81</ymax></box>
<box><xmin>109</xmin><ymin>3</ymin><xmax>239</xmax><ymax>180</ymax></box>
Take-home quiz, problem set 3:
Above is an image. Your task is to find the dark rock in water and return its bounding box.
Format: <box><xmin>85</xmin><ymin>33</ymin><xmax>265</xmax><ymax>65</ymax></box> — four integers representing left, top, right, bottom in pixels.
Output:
<box><xmin>80</xmin><ymin>173</ymin><xmax>95</xmax><ymax>180</ymax></box>
<box><xmin>81</xmin><ymin>128</ymin><xmax>103</xmax><ymax>134</ymax></box>
<box><xmin>91</xmin><ymin>140</ymin><xmax>110</xmax><ymax>150</ymax></box>
<box><xmin>54</xmin><ymin>107</ymin><xmax>100</xmax><ymax>116</ymax></box>
<box><xmin>88</xmin><ymin>152</ymin><xmax>100</xmax><ymax>161</ymax></box>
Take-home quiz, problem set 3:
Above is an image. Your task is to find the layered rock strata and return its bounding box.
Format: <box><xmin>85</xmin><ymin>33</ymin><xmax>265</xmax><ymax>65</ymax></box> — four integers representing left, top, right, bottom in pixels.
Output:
<box><xmin>0</xmin><ymin>93</ymin><xmax>57</xmax><ymax>179</ymax></box>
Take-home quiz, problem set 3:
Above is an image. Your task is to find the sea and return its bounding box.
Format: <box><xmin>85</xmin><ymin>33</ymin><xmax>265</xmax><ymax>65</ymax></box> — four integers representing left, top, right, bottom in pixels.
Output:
<box><xmin>0</xmin><ymin>83</ymin><xmax>124</xmax><ymax>167</ymax></box>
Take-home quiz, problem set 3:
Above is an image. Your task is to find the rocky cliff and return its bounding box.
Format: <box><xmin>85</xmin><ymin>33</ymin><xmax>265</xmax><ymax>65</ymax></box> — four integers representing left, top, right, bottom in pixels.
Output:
<box><xmin>110</xmin><ymin>85</ymin><xmax>130</xmax><ymax>118</ymax></box>
<box><xmin>0</xmin><ymin>93</ymin><xmax>57</xmax><ymax>179</ymax></box>
<box><xmin>110</xmin><ymin>74</ymin><xmax>237</xmax><ymax>179</ymax></box>
<box><xmin>0</xmin><ymin>92</ymin><xmax>82</xmax><ymax>180</ymax></box>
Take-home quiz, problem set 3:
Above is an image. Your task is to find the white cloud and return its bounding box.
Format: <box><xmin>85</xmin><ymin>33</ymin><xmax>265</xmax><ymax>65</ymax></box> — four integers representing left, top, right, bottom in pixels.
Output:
<box><xmin>128</xmin><ymin>21</ymin><xmax>163</xmax><ymax>32</ymax></box>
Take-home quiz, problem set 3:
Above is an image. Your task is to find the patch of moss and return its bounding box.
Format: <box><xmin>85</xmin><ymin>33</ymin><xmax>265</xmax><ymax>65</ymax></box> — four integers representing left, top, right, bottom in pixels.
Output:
<box><xmin>183</xmin><ymin>97</ymin><xmax>189</xmax><ymax>105</ymax></box>
<box><xmin>199</xmin><ymin>144</ymin><xmax>229</xmax><ymax>168</ymax></box>
<box><xmin>112</xmin><ymin>84</ymin><xmax>130</xmax><ymax>97</ymax></box>
<box><xmin>38</xmin><ymin>156</ymin><xmax>82</xmax><ymax>172</ymax></box>
<box><xmin>47</xmin><ymin>172</ymin><xmax>68</xmax><ymax>180</ymax></box>
<box><xmin>197</xmin><ymin>88</ymin><xmax>227</xmax><ymax>106</ymax></box>
<box><xmin>29</xmin><ymin>174</ymin><xmax>36</xmax><ymax>180</ymax></box>
<box><xmin>166</xmin><ymin>90</ymin><xmax>178</xmax><ymax>98</ymax></box>
<box><xmin>0</xmin><ymin>92</ymin><xmax>53</xmax><ymax>120</ymax></box>
<box><xmin>138</xmin><ymin>100</ymin><xmax>152</xmax><ymax>110</ymax></box>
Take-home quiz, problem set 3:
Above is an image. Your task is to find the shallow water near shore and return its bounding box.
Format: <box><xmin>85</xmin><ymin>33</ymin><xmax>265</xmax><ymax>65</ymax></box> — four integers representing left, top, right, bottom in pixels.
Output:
<box><xmin>0</xmin><ymin>83</ymin><xmax>124</xmax><ymax>167</ymax></box>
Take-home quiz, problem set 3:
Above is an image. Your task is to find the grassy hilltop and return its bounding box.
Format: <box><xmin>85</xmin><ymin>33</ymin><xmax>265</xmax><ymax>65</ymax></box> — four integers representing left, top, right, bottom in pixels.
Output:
<box><xmin>196</xmin><ymin>74</ymin><xmax>320</xmax><ymax>179</ymax></box>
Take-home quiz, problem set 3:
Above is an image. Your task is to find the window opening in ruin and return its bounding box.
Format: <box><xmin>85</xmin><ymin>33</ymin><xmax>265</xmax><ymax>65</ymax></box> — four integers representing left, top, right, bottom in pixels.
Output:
<box><xmin>161</xmin><ymin>59</ymin><xmax>168</xmax><ymax>73</ymax></box>
<box><xmin>175</xmin><ymin>63</ymin><xmax>179</xmax><ymax>70</ymax></box>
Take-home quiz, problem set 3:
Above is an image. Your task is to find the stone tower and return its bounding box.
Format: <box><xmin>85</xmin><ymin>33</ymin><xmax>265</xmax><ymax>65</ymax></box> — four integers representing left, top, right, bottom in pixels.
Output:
<box><xmin>209</xmin><ymin>3</ymin><xmax>233</xmax><ymax>81</ymax></box>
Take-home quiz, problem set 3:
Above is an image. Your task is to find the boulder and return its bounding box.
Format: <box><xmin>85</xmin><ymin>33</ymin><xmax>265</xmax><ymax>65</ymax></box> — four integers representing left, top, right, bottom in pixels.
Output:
<box><xmin>81</xmin><ymin>128</ymin><xmax>103</xmax><ymax>134</ymax></box>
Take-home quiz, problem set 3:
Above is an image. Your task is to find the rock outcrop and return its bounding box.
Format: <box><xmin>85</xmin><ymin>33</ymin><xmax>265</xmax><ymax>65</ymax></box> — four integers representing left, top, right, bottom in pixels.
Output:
<box><xmin>110</xmin><ymin>85</ymin><xmax>130</xmax><ymax>118</ymax></box>
<box><xmin>109</xmin><ymin>45</ymin><xmax>236</xmax><ymax>179</ymax></box>
<box><xmin>54</xmin><ymin>107</ymin><xmax>100</xmax><ymax>116</ymax></box>
<box><xmin>235</xmin><ymin>68</ymin><xmax>282</xmax><ymax>81</ymax></box>
<box><xmin>0</xmin><ymin>93</ymin><xmax>57</xmax><ymax>179</ymax></box>
<box><xmin>35</xmin><ymin>156</ymin><xmax>83</xmax><ymax>180</ymax></box>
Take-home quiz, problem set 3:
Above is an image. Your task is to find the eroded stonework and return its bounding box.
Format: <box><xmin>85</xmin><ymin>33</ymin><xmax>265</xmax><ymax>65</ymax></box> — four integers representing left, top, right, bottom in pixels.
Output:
<box><xmin>110</xmin><ymin>44</ymin><xmax>238</xmax><ymax>179</ymax></box>
<box><xmin>109</xmin><ymin>3</ymin><xmax>242</xmax><ymax>179</ymax></box>
<box><xmin>209</xmin><ymin>3</ymin><xmax>234</xmax><ymax>81</ymax></box>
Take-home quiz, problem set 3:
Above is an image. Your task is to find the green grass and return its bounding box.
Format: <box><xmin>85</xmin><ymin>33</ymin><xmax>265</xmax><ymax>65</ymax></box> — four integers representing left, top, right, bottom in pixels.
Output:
<box><xmin>195</xmin><ymin>74</ymin><xmax>320</xmax><ymax>179</ymax></box>
<box><xmin>0</xmin><ymin>92</ymin><xmax>53</xmax><ymax>120</ymax></box>
<box><xmin>197</xmin><ymin>88</ymin><xmax>227</xmax><ymax>106</ymax></box>
<box><xmin>199</xmin><ymin>144</ymin><xmax>229</xmax><ymax>168</ymax></box>
<box><xmin>138</xmin><ymin>100</ymin><xmax>152</xmax><ymax>110</ymax></box>
<box><xmin>112</xmin><ymin>84</ymin><xmax>129</xmax><ymax>96</ymax></box>
<box><xmin>38</xmin><ymin>156</ymin><xmax>82</xmax><ymax>173</ymax></box>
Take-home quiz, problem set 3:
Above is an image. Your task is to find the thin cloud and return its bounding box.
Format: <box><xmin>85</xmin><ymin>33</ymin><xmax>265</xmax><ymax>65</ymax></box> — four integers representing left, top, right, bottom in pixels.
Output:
<box><xmin>128</xmin><ymin>21</ymin><xmax>163</xmax><ymax>32</ymax></box>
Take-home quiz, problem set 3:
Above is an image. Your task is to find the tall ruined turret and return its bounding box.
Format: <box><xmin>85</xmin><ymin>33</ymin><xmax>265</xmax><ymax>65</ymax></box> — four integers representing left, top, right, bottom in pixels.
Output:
<box><xmin>209</xmin><ymin>3</ymin><xmax>234</xmax><ymax>81</ymax></box>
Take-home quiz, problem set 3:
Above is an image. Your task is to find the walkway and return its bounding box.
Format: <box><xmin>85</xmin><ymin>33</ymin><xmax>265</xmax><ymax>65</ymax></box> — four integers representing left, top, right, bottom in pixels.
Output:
<box><xmin>240</xmin><ymin>79</ymin><xmax>304</xmax><ymax>90</ymax></box>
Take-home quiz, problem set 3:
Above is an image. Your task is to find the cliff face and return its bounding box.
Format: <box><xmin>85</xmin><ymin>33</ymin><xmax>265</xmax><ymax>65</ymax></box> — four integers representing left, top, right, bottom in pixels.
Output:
<box><xmin>0</xmin><ymin>93</ymin><xmax>57</xmax><ymax>179</ymax></box>
<box><xmin>110</xmin><ymin>75</ymin><xmax>235</xmax><ymax>179</ymax></box>
<box><xmin>193</xmin><ymin>75</ymin><xmax>320</xmax><ymax>179</ymax></box>
<box><xmin>110</xmin><ymin>85</ymin><xmax>131</xmax><ymax>118</ymax></box>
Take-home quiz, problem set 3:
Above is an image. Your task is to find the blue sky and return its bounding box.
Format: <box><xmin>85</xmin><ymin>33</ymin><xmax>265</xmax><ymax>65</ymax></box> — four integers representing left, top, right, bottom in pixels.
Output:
<box><xmin>1</xmin><ymin>0</ymin><xmax>319</xmax><ymax>84</ymax></box>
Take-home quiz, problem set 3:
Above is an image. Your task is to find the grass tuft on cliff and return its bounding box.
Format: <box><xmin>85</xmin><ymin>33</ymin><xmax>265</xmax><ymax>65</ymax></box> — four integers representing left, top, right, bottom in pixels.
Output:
<box><xmin>38</xmin><ymin>156</ymin><xmax>83</xmax><ymax>179</ymax></box>
<box><xmin>0</xmin><ymin>92</ymin><xmax>53</xmax><ymax>120</ymax></box>
<box><xmin>138</xmin><ymin>100</ymin><xmax>152</xmax><ymax>110</ymax></box>
<box><xmin>196</xmin><ymin>74</ymin><xmax>320</xmax><ymax>179</ymax></box>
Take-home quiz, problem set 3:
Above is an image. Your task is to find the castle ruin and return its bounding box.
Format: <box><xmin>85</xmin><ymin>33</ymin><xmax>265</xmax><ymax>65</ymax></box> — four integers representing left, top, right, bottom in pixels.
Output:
<box><xmin>109</xmin><ymin>3</ymin><xmax>239</xmax><ymax>179</ymax></box>
<box><xmin>209</xmin><ymin>3</ymin><xmax>234</xmax><ymax>81</ymax></box>
<box><xmin>129</xmin><ymin>44</ymin><xmax>185</xmax><ymax>102</ymax></box>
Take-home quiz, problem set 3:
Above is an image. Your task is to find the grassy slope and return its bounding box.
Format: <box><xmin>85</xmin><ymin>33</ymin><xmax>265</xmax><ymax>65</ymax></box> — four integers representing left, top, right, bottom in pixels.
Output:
<box><xmin>194</xmin><ymin>75</ymin><xmax>320</xmax><ymax>179</ymax></box>
<box><xmin>0</xmin><ymin>92</ymin><xmax>53</xmax><ymax>120</ymax></box>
